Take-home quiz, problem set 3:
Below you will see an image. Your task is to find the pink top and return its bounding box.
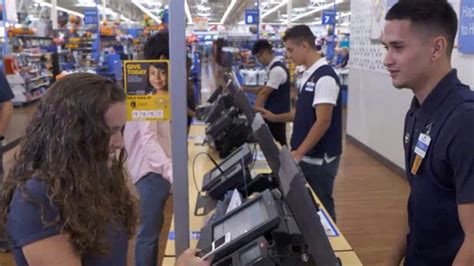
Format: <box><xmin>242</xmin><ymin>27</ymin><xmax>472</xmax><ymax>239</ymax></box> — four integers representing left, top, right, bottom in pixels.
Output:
<box><xmin>124</xmin><ymin>120</ymin><xmax>173</xmax><ymax>185</ymax></box>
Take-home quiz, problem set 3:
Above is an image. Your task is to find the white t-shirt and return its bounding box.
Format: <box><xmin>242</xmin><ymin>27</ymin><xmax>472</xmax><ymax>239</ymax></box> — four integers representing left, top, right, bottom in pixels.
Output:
<box><xmin>298</xmin><ymin>57</ymin><xmax>340</xmax><ymax>165</ymax></box>
<box><xmin>300</xmin><ymin>57</ymin><xmax>340</xmax><ymax>107</ymax></box>
<box><xmin>265</xmin><ymin>57</ymin><xmax>288</xmax><ymax>90</ymax></box>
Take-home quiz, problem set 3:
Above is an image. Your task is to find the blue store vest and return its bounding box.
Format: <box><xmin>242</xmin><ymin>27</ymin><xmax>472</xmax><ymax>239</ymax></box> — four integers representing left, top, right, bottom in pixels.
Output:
<box><xmin>404</xmin><ymin>70</ymin><xmax>474</xmax><ymax>265</ymax></box>
<box><xmin>290</xmin><ymin>64</ymin><xmax>342</xmax><ymax>157</ymax></box>
<box><xmin>265</xmin><ymin>61</ymin><xmax>290</xmax><ymax>114</ymax></box>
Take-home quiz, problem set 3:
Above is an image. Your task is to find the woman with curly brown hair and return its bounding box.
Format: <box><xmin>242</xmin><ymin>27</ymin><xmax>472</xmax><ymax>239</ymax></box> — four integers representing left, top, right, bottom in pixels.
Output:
<box><xmin>0</xmin><ymin>73</ymin><xmax>138</xmax><ymax>265</ymax></box>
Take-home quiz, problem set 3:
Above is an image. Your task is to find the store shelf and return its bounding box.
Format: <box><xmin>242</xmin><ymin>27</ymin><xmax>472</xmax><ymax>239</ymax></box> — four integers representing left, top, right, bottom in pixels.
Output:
<box><xmin>12</xmin><ymin>35</ymin><xmax>53</xmax><ymax>40</ymax></box>
<box><xmin>30</xmin><ymin>75</ymin><xmax>49</xmax><ymax>81</ymax></box>
<box><xmin>33</xmin><ymin>82</ymin><xmax>49</xmax><ymax>89</ymax></box>
<box><xmin>72</xmin><ymin>48</ymin><xmax>93</xmax><ymax>51</ymax></box>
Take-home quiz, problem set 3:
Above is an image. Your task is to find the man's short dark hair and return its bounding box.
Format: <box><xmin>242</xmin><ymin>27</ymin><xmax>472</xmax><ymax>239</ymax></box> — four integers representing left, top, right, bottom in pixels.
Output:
<box><xmin>144</xmin><ymin>31</ymin><xmax>169</xmax><ymax>60</ymax></box>
<box><xmin>252</xmin><ymin>39</ymin><xmax>273</xmax><ymax>55</ymax></box>
<box><xmin>386</xmin><ymin>0</ymin><xmax>458</xmax><ymax>56</ymax></box>
<box><xmin>283</xmin><ymin>25</ymin><xmax>316</xmax><ymax>49</ymax></box>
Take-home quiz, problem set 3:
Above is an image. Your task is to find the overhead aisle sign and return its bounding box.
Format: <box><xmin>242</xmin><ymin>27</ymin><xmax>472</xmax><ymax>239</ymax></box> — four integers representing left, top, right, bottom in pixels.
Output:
<box><xmin>84</xmin><ymin>8</ymin><xmax>98</xmax><ymax>26</ymax></box>
<box><xmin>245</xmin><ymin>9</ymin><xmax>259</xmax><ymax>25</ymax></box>
<box><xmin>459</xmin><ymin>0</ymin><xmax>474</xmax><ymax>53</ymax></box>
<box><xmin>322</xmin><ymin>10</ymin><xmax>336</xmax><ymax>25</ymax></box>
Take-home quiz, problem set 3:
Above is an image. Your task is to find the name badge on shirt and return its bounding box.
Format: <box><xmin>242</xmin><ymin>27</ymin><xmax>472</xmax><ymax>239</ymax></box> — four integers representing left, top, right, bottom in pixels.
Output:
<box><xmin>414</xmin><ymin>133</ymin><xmax>431</xmax><ymax>158</ymax></box>
<box><xmin>411</xmin><ymin>133</ymin><xmax>431</xmax><ymax>175</ymax></box>
<box><xmin>304</xmin><ymin>82</ymin><xmax>315</xmax><ymax>92</ymax></box>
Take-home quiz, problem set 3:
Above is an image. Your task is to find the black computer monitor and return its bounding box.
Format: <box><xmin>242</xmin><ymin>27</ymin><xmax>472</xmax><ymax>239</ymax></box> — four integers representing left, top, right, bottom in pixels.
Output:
<box><xmin>207</xmin><ymin>85</ymin><xmax>224</xmax><ymax>104</ymax></box>
<box><xmin>201</xmin><ymin>143</ymin><xmax>253</xmax><ymax>199</ymax></box>
<box><xmin>205</xmin><ymin>94</ymin><xmax>233</xmax><ymax>124</ymax></box>
<box><xmin>222</xmin><ymin>72</ymin><xmax>281</xmax><ymax>175</ymax></box>
<box><xmin>224</xmin><ymin>72</ymin><xmax>256</xmax><ymax>123</ymax></box>
<box><xmin>202</xmin><ymin>189</ymin><xmax>281</xmax><ymax>261</ymax></box>
<box><xmin>278</xmin><ymin>147</ymin><xmax>338</xmax><ymax>265</ymax></box>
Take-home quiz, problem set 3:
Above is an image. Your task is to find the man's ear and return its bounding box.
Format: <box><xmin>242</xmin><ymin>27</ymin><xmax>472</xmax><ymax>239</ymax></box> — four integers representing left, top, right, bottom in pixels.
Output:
<box><xmin>432</xmin><ymin>36</ymin><xmax>448</xmax><ymax>61</ymax></box>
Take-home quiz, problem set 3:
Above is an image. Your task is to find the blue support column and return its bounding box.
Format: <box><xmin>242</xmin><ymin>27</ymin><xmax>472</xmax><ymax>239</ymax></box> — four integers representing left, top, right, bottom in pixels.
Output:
<box><xmin>2</xmin><ymin>0</ymin><xmax>8</xmax><ymax>58</ymax></box>
<box><xmin>169</xmin><ymin>0</ymin><xmax>190</xmax><ymax>257</ymax></box>
<box><xmin>94</xmin><ymin>0</ymin><xmax>101</xmax><ymax>63</ymax></box>
<box><xmin>257</xmin><ymin>0</ymin><xmax>260</xmax><ymax>39</ymax></box>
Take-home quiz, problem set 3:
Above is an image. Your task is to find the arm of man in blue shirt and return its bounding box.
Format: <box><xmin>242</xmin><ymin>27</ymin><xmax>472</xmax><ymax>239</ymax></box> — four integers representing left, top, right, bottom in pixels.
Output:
<box><xmin>255</xmin><ymin>86</ymin><xmax>273</xmax><ymax>109</ymax></box>
<box><xmin>242</xmin><ymin>86</ymin><xmax>263</xmax><ymax>95</ymax></box>
<box><xmin>255</xmin><ymin>107</ymin><xmax>295</xmax><ymax>123</ymax></box>
<box><xmin>450</xmin><ymin>110</ymin><xmax>474</xmax><ymax>265</ymax></box>
<box><xmin>455</xmin><ymin>204</ymin><xmax>474</xmax><ymax>265</ymax></box>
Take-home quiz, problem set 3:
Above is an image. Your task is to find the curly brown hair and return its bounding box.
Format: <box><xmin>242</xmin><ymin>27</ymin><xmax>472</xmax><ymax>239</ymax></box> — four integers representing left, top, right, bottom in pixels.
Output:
<box><xmin>0</xmin><ymin>73</ymin><xmax>138</xmax><ymax>256</ymax></box>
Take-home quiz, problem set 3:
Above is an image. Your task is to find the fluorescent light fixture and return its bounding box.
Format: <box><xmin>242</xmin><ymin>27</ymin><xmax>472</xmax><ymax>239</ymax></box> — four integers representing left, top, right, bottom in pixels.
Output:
<box><xmin>197</xmin><ymin>4</ymin><xmax>211</xmax><ymax>12</ymax></box>
<box><xmin>282</xmin><ymin>0</ymin><xmax>344</xmax><ymax>23</ymax></box>
<box><xmin>131</xmin><ymin>0</ymin><xmax>160</xmax><ymax>23</ymax></box>
<box><xmin>34</xmin><ymin>0</ymin><xmax>84</xmax><ymax>18</ymax></box>
<box><xmin>120</xmin><ymin>15</ymin><xmax>134</xmax><ymax>23</ymax></box>
<box><xmin>76</xmin><ymin>0</ymin><xmax>96</xmax><ymax>7</ymax></box>
<box><xmin>337</xmin><ymin>11</ymin><xmax>351</xmax><ymax>18</ymax></box>
<box><xmin>309</xmin><ymin>19</ymin><xmax>322</xmax><ymax>25</ymax></box>
<box><xmin>220</xmin><ymin>0</ymin><xmax>237</xmax><ymax>24</ymax></box>
<box><xmin>185</xmin><ymin>0</ymin><xmax>194</xmax><ymax>25</ymax></box>
<box><xmin>261</xmin><ymin>0</ymin><xmax>288</xmax><ymax>19</ymax></box>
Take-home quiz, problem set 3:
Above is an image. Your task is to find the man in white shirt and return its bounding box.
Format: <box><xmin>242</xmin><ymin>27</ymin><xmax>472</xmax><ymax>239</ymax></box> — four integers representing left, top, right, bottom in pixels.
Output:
<box><xmin>257</xmin><ymin>25</ymin><xmax>343</xmax><ymax>221</ymax></box>
<box><xmin>243</xmin><ymin>39</ymin><xmax>291</xmax><ymax>146</ymax></box>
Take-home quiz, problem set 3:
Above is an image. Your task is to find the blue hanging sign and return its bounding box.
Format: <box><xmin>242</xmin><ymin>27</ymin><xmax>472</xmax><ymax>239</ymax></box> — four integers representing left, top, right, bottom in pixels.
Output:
<box><xmin>163</xmin><ymin>8</ymin><xmax>169</xmax><ymax>24</ymax></box>
<box><xmin>84</xmin><ymin>8</ymin><xmax>99</xmax><ymax>26</ymax></box>
<box><xmin>322</xmin><ymin>10</ymin><xmax>336</xmax><ymax>25</ymax></box>
<box><xmin>245</xmin><ymin>9</ymin><xmax>259</xmax><ymax>25</ymax></box>
<box><xmin>459</xmin><ymin>0</ymin><xmax>474</xmax><ymax>53</ymax></box>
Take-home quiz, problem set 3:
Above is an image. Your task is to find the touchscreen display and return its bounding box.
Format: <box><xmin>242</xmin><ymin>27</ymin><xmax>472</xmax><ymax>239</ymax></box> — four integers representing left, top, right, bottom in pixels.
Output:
<box><xmin>213</xmin><ymin>199</ymin><xmax>268</xmax><ymax>241</ymax></box>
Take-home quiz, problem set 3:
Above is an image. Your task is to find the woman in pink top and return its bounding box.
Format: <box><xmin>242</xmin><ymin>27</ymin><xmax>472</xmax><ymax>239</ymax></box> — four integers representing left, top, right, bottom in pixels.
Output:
<box><xmin>124</xmin><ymin>32</ymin><xmax>173</xmax><ymax>266</ymax></box>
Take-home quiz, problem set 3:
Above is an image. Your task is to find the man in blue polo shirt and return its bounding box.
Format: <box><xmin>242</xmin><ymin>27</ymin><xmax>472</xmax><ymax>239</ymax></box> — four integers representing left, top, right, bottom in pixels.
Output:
<box><xmin>382</xmin><ymin>1</ymin><xmax>474</xmax><ymax>265</ymax></box>
<box><xmin>243</xmin><ymin>39</ymin><xmax>290</xmax><ymax>146</ymax></box>
<box><xmin>0</xmin><ymin>69</ymin><xmax>13</xmax><ymax>177</ymax></box>
<box><xmin>257</xmin><ymin>25</ymin><xmax>343</xmax><ymax>222</ymax></box>
<box><xmin>0</xmin><ymin>69</ymin><xmax>16</xmax><ymax>251</ymax></box>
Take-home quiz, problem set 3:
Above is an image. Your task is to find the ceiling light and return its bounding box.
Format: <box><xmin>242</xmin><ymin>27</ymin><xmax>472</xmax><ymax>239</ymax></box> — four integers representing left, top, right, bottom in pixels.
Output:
<box><xmin>282</xmin><ymin>0</ymin><xmax>344</xmax><ymax>23</ymax></box>
<box><xmin>308</xmin><ymin>0</ymin><xmax>326</xmax><ymax>7</ymax></box>
<box><xmin>197</xmin><ymin>4</ymin><xmax>211</xmax><ymax>12</ymax></box>
<box><xmin>131</xmin><ymin>0</ymin><xmax>160</xmax><ymax>23</ymax></box>
<box><xmin>76</xmin><ymin>0</ymin><xmax>96</xmax><ymax>7</ymax></box>
<box><xmin>261</xmin><ymin>0</ymin><xmax>288</xmax><ymax>19</ymax></box>
<box><xmin>34</xmin><ymin>0</ymin><xmax>84</xmax><ymax>18</ymax></box>
<box><xmin>220</xmin><ymin>0</ymin><xmax>237</xmax><ymax>24</ymax></box>
<box><xmin>185</xmin><ymin>0</ymin><xmax>194</xmax><ymax>25</ymax></box>
<box><xmin>198</xmin><ymin>12</ymin><xmax>211</xmax><ymax>17</ymax></box>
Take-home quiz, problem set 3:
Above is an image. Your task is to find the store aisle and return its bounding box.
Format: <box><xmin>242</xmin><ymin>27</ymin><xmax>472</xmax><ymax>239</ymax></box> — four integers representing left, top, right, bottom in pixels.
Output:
<box><xmin>199</xmin><ymin>60</ymin><xmax>218</xmax><ymax>104</ymax></box>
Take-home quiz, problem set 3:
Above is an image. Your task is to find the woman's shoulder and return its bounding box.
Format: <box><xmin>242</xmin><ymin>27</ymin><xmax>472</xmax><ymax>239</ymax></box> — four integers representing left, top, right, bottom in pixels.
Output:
<box><xmin>10</xmin><ymin>178</ymin><xmax>51</xmax><ymax>206</ymax></box>
<box><xmin>8</xmin><ymin>178</ymin><xmax>61</xmax><ymax>248</ymax></box>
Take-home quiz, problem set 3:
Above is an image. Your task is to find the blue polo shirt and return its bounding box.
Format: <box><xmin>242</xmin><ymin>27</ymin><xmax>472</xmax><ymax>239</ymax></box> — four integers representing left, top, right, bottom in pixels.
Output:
<box><xmin>0</xmin><ymin>70</ymin><xmax>14</xmax><ymax>103</ymax></box>
<box><xmin>403</xmin><ymin>69</ymin><xmax>474</xmax><ymax>265</ymax></box>
<box><xmin>7</xmin><ymin>179</ymin><xmax>129</xmax><ymax>266</ymax></box>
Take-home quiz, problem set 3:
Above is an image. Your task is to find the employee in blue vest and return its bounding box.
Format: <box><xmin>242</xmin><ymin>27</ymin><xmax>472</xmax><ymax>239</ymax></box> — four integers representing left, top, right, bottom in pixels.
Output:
<box><xmin>257</xmin><ymin>25</ymin><xmax>343</xmax><ymax>221</ymax></box>
<box><xmin>243</xmin><ymin>39</ymin><xmax>291</xmax><ymax>146</ymax></box>
<box><xmin>383</xmin><ymin>1</ymin><xmax>474</xmax><ymax>265</ymax></box>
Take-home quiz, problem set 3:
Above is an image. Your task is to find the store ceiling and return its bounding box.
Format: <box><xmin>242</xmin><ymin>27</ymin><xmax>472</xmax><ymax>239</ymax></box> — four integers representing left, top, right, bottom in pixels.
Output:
<box><xmin>22</xmin><ymin>0</ymin><xmax>350</xmax><ymax>26</ymax></box>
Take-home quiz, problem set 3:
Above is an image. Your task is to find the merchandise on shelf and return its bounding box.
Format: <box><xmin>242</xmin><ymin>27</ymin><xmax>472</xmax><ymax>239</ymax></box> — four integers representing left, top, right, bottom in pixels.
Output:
<box><xmin>5</xmin><ymin>50</ymin><xmax>53</xmax><ymax>106</ymax></box>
